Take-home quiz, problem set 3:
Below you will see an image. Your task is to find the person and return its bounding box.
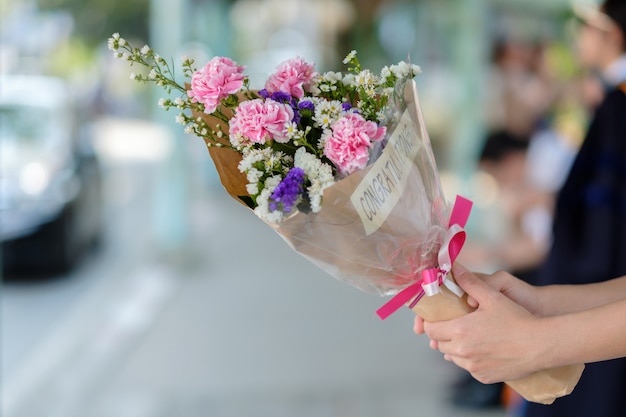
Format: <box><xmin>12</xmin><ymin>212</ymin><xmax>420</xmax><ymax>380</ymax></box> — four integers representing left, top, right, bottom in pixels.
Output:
<box><xmin>415</xmin><ymin>1</ymin><xmax>626</xmax><ymax>416</ymax></box>
<box><xmin>472</xmin><ymin>131</ymin><xmax>554</xmax><ymax>284</ymax></box>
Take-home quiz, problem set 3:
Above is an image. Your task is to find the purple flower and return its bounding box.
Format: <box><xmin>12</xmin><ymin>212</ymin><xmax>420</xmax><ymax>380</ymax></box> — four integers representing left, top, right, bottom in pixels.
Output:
<box><xmin>269</xmin><ymin>167</ymin><xmax>306</xmax><ymax>213</ymax></box>
<box><xmin>341</xmin><ymin>102</ymin><xmax>352</xmax><ymax>111</ymax></box>
<box><xmin>298</xmin><ymin>100</ymin><xmax>315</xmax><ymax>111</ymax></box>
<box><xmin>258</xmin><ymin>89</ymin><xmax>269</xmax><ymax>99</ymax></box>
<box><xmin>270</xmin><ymin>91</ymin><xmax>292</xmax><ymax>103</ymax></box>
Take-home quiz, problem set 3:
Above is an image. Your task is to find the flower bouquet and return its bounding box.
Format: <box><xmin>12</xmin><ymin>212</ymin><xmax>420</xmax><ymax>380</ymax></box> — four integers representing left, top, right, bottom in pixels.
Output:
<box><xmin>108</xmin><ymin>33</ymin><xmax>583</xmax><ymax>404</ymax></box>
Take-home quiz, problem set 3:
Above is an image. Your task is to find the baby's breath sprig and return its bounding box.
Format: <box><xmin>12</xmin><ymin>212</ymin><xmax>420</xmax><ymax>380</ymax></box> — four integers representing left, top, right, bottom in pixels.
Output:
<box><xmin>110</xmin><ymin>35</ymin><xmax>183</xmax><ymax>95</ymax></box>
<box><xmin>108</xmin><ymin>33</ymin><xmax>237</xmax><ymax>150</ymax></box>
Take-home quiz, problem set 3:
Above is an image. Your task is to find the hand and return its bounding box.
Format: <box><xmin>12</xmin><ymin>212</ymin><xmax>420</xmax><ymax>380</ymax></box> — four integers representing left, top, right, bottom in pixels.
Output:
<box><xmin>415</xmin><ymin>265</ymin><xmax>550</xmax><ymax>383</ymax></box>
<box><xmin>475</xmin><ymin>269</ymin><xmax>543</xmax><ymax>316</ymax></box>
<box><xmin>413</xmin><ymin>265</ymin><xmax>541</xmax><ymax>337</ymax></box>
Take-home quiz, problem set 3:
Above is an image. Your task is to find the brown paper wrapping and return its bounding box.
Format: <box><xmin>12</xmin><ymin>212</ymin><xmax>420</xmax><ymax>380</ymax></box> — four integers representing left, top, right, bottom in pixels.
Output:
<box><xmin>188</xmin><ymin>85</ymin><xmax>249</xmax><ymax>205</ymax></box>
<box><xmin>411</xmin><ymin>276</ymin><xmax>585</xmax><ymax>405</ymax></box>
<box><xmin>205</xmin><ymin>144</ymin><xmax>248</xmax><ymax>204</ymax></box>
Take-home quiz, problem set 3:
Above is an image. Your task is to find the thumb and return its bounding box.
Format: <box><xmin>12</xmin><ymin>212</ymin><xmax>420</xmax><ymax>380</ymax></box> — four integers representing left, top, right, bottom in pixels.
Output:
<box><xmin>452</xmin><ymin>263</ymin><xmax>496</xmax><ymax>305</ymax></box>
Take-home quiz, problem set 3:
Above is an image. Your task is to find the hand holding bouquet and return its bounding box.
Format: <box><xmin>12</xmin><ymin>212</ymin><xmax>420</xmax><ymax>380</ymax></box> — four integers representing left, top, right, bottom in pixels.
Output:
<box><xmin>108</xmin><ymin>33</ymin><xmax>583</xmax><ymax>404</ymax></box>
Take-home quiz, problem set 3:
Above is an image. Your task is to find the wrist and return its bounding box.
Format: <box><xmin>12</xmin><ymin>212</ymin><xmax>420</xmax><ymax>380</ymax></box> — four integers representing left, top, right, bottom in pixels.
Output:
<box><xmin>535</xmin><ymin>313</ymin><xmax>579</xmax><ymax>370</ymax></box>
<box><xmin>533</xmin><ymin>285</ymin><xmax>557</xmax><ymax>317</ymax></box>
<box><xmin>531</xmin><ymin>315</ymin><xmax>564</xmax><ymax>370</ymax></box>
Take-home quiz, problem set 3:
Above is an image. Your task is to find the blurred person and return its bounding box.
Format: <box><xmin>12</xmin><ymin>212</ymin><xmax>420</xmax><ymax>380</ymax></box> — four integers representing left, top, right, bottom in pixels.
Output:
<box><xmin>474</xmin><ymin>131</ymin><xmax>554</xmax><ymax>284</ymax></box>
<box><xmin>415</xmin><ymin>0</ymin><xmax>626</xmax><ymax>416</ymax></box>
<box><xmin>484</xmin><ymin>38</ymin><xmax>557</xmax><ymax>144</ymax></box>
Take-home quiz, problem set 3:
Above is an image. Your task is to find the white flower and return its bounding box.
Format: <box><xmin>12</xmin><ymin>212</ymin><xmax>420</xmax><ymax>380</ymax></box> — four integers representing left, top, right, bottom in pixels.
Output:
<box><xmin>246</xmin><ymin>183</ymin><xmax>259</xmax><ymax>195</ymax></box>
<box><xmin>175</xmin><ymin>114</ymin><xmax>185</xmax><ymax>125</ymax></box>
<box><xmin>173</xmin><ymin>97</ymin><xmax>184</xmax><ymax>106</ymax></box>
<box><xmin>141</xmin><ymin>45</ymin><xmax>151</xmax><ymax>55</ymax></box>
<box><xmin>342</xmin><ymin>73</ymin><xmax>355</xmax><ymax>87</ymax></box>
<box><xmin>148</xmin><ymin>69</ymin><xmax>157</xmax><ymax>79</ymax></box>
<box><xmin>313</xmin><ymin>99</ymin><xmax>343</xmax><ymax>129</ymax></box>
<box><xmin>107</xmin><ymin>37</ymin><xmax>117</xmax><ymax>51</ymax></box>
<box><xmin>129</xmin><ymin>73</ymin><xmax>136</xmax><ymax>80</ymax></box>
<box><xmin>238</xmin><ymin>148</ymin><xmax>288</xmax><ymax>174</ymax></box>
<box><xmin>322</xmin><ymin>71</ymin><xmax>342</xmax><ymax>83</ymax></box>
<box><xmin>294</xmin><ymin>147</ymin><xmax>335</xmax><ymax>212</ymax></box>
<box><xmin>284</xmin><ymin>121</ymin><xmax>304</xmax><ymax>141</ymax></box>
<box><xmin>343</xmin><ymin>50</ymin><xmax>357</xmax><ymax>64</ymax></box>
<box><xmin>389</xmin><ymin>61</ymin><xmax>420</xmax><ymax>79</ymax></box>
<box><xmin>246</xmin><ymin>168</ymin><xmax>263</xmax><ymax>183</ymax></box>
<box><xmin>354</xmin><ymin>69</ymin><xmax>380</xmax><ymax>92</ymax></box>
<box><xmin>157</xmin><ymin>98</ymin><xmax>166</xmax><ymax>108</ymax></box>
<box><xmin>380</xmin><ymin>66</ymin><xmax>392</xmax><ymax>79</ymax></box>
<box><xmin>254</xmin><ymin>175</ymin><xmax>284</xmax><ymax>223</ymax></box>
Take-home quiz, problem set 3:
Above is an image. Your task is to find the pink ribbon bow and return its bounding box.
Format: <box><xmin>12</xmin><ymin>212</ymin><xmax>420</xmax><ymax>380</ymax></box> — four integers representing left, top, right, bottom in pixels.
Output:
<box><xmin>376</xmin><ymin>195</ymin><xmax>473</xmax><ymax>320</ymax></box>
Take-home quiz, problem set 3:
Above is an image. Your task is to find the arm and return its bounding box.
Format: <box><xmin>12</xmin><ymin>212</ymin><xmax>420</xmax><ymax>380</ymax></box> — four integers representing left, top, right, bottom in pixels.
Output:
<box><xmin>416</xmin><ymin>265</ymin><xmax>626</xmax><ymax>384</ymax></box>
<box><xmin>535</xmin><ymin>276</ymin><xmax>626</xmax><ymax>316</ymax></box>
<box><xmin>467</xmin><ymin>268</ymin><xmax>626</xmax><ymax>316</ymax></box>
<box><xmin>545</xmin><ymin>297</ymin><xmax>626</xmax><ymax>367</ymax></box>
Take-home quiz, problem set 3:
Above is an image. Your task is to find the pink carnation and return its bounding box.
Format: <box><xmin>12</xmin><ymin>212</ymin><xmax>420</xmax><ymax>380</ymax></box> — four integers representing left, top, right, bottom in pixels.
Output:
<box><xmin>188</xmin><ymin>57</ymin><xmax>245</xmax><ymax>114</ymax></box>
<box><xmin>265</xmin><ymin>57</ymin><xmax>317</xmax><ymax>99</ymax></box>
<box><xmin>229</xmin><ymin>99</ymin><xmax>294</xmax><ymax>146</ymax></box>
<box><xmin>324</xmin><ymin>113</ymin><xmax>386</xmax><ymax>175</ymax></box>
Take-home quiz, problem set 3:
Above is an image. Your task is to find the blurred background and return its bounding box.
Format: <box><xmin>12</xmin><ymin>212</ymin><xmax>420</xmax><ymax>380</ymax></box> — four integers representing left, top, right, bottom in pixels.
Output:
<box><xmin>0</xmin><ymin>0</ymin><xmax>599</xmax><ymax>416</ymax></box>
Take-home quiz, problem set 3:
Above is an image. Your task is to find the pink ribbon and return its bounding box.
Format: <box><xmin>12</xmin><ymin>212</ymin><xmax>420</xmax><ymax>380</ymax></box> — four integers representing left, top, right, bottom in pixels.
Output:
<box><xmin>376</xmin><ymin>195</ymin><xmax>473</xmax><ymax>320</ymax></box>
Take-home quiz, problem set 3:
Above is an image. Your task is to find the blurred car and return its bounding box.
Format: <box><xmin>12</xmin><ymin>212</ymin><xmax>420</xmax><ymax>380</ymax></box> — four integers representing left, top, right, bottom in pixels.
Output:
<box><xmin>0</xmin><ymin>75</ymin><xmax>103</xmax><ymax>274</ymax></box>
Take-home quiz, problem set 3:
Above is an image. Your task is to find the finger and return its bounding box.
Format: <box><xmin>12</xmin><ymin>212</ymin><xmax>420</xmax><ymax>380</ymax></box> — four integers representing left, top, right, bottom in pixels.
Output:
<box><xmin>453</xmin><ymin>264</ymin><xmax>498</xmax><ymax>304</ymax></box>
<box><xmin>423</xmin><ymin>321</ymin><xmax>452</xmax><ymax>345</ymax></box>
<box><xmin>413</xmin><ymin>316</ymin><xmax>425</xmax><ymax>334</ymax></box>
<box><xmin>467</xmin><ymin>295</ymin><xmax>479</xmax><ymax>309</ymax></box>
<box><xmin>429</xmin><ymin>339</ymin><xmax>439</xmax><ymax>350</ymax></box>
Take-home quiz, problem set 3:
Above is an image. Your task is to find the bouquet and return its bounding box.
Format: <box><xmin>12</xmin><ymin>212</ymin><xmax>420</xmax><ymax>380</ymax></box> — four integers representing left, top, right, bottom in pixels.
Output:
<box><xmin>108</xmin><ymin>33</ymin><xmax>583</xmax><ymax>404</ymax></box>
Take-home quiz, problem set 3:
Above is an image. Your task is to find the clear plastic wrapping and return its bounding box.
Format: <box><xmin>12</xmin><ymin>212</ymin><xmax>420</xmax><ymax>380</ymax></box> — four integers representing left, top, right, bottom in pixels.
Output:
<box><xmin>266</xmin><ymin>79</ymin><xmax>449</xmax><ymax>296</ymax></box>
